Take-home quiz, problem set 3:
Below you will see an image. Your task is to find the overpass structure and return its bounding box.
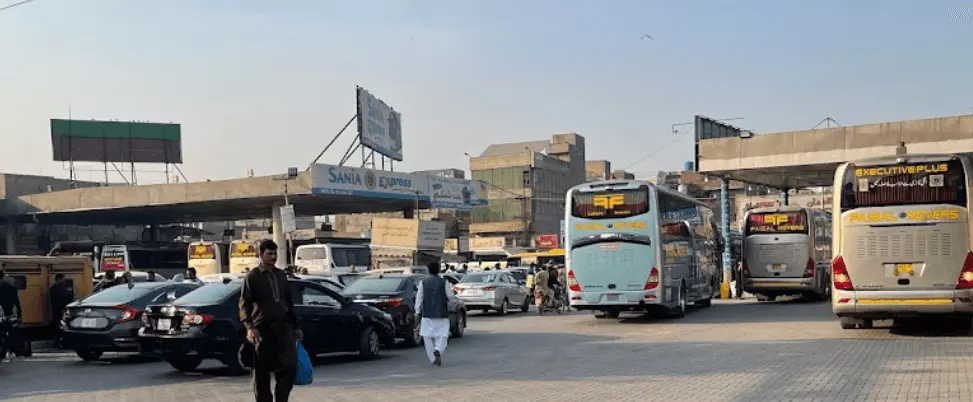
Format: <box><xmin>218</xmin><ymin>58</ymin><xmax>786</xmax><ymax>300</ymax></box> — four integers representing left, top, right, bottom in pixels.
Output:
<box><xmin>693</xmin><ymin>113</ymin><xmax>973</xmax><ymax>294</ymax></box>
<box><xmin>696</xmin><ymin>114</ymin><xmax>973</xmax><ymax>189</ymax></box>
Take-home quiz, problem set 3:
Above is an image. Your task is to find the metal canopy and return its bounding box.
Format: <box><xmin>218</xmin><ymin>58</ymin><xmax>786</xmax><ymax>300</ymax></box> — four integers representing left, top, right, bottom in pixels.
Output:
<box><xmin>705</xmin><ymin>163</ymin><xmax>841</xmax><ymax>190</ymax></box>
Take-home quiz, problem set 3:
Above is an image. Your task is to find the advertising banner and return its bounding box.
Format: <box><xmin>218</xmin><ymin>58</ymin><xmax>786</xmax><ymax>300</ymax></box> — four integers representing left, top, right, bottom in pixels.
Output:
<box><xmin>370</xmin><ymin>218</ymin><xmax>446</xmax><ymax>251</ymax></box>
<box><xmin>357</xmin><ymin>87</ymin><xmax>403</xmax><ymax>161</ymax></box>
<box><xmin>534</xmin><ymin>234</ymin><xmax>559</xmax><ymax>249</ymax></box>
<box><xmin>428</xmin><ymin>176</ymin><xmax>488</xmax><ymax>210</ymax></box>
<box><xmin>100</xmin><ymin>246</ymin><xmax>127</xmax><ymax>271</ymax></box>
<box><xmin>312</xmin><ymin>164</ymin><xmax>430</xmax><ymax>201</ymax></box>
<box><xmin>444</xmin><ymin>239</ymin><xmax>458</xmax><ymax>254</ymax></box>
<box><xmin>470</xmin><ymin>237</ymin><xmax>505</xmax><ymax>252</ymax></box>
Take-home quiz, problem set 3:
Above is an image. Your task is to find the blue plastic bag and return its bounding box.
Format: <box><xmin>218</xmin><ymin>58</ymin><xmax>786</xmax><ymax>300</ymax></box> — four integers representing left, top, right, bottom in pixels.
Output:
<box><xmin>295</xmin><ymin>341</ymin><xmax>313</xmax><ymax>386</ymax></box>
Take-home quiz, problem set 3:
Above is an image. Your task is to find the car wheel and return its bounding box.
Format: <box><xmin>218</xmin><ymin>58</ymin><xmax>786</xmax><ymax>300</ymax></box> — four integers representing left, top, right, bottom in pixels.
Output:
<box><xmin>450</xmin><ymin>312</ymin><xmax>466</xmax><ymax>338</ymax></box>
<box><xmin>498</xmin><ymin>299</ymin><xmax>508</xmax><ymax>315</ymax></box>
<box><xmin>169</xmin><ymin>357</ymin><xmax>203</xmax><ymax>372</ymax></box>
<box><xmin>403</xmin><ymin>317</ymin><xmax>422</xmax><ymax>347</ymax></box>
<box><xmin>358</xmin><ymin>326</ymin><xmax>381</xmax><ymax>359</ymax></box>
<box><xmin>76</xmin><ymin>349</ymin><xmax>103</xmax><ymax>362</ymax></box>
<box><xmin>520</xmin><ymin>296</ymin><xmax>530</xmax><ymax>312</ymax></box>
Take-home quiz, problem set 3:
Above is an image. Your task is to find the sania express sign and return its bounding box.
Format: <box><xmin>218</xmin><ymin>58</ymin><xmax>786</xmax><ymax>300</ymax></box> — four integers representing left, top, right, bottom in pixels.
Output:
<box><xmin>312</xmin><ymin>164</ymin><xmax>430</xmax><ymax>201</ymax></box>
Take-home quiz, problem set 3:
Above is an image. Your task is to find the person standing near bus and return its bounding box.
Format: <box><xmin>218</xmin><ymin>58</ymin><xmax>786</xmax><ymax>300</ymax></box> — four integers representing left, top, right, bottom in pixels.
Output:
<box><xmin>0</xmin><ymin>267</ymin><xmax>24</xmax><ymax>358</ymax></box>
<box><xmin>415</xmin><ymin>262</ymin><xmax>454</xmax><ymax>367</ymax></box>
<box><xmin>49</xmin><ymin>274</ymin><xmax>73</xmax><ymax>331</ymax></box>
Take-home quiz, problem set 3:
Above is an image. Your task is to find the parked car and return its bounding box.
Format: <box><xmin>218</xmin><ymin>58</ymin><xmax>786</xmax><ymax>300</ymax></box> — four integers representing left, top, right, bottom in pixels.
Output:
<box><xmin>199</xmin><ymin>273</ymin><xmax>245</xmax><ymax>283</ymax></box>
<box><xmin>60</xmin><ymin>281</ymin><xmax>201</xmax><ymax>361</ymax></box>
<box><xmin>138</xmin><ymin>278</ymin><xmax>394</xmax><ymax>373</ymax></box>
<box><xmin>293</xmin><ymin>274</ymin><xmax>344</xmax><ymax>292</ymax></box>
<box><xmin>342</xmin><ymin>274</ymin><xmax>466</xmax><ymax>346</ymax></box>
<box><xmin>92</xmin><ymin>270</ymin><xmax>169</xmax><ymax>287</ymax></box>
<box><xmin>369</xmin><ymin>266</ymin><xmax>430</xmax><ymax>276</ymax></box>
<box><xmin>455</xmin><ymin>271</ymin><xmax>530</xmax><ymax>315</ymax></box>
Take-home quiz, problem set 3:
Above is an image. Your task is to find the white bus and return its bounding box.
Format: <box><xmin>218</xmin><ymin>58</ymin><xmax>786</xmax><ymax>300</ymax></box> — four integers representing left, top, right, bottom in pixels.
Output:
<box><xmin>832</xmin><ymin>154</ymin><xmax>973</xmax><ymax>330</ymax></box>
<box><xmin>742</xmin><ymin>206</ymin><xmax>832</xmax><ymax>302</ymax></box>
<box><xmin>565</xmin><ymin>180</ymin><xmax>721</xmax><ymax>319</ymax></box>
<box><xmin>229</xmin><ymin>240</ymin><xmax>260</xmax><ymax>274</ymax></box>
<box><xmin>187</xmin><ymin>241</ymin><xmax>229</xmax><ymax>276</ymax></box>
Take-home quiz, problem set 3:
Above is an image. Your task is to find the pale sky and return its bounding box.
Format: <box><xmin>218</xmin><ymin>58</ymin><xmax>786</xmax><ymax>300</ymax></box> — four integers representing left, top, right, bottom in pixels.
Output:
<box><xmin>2</xmin><ymin>1</ymin><xmax>972</xmax><ymax>184</ymax></box>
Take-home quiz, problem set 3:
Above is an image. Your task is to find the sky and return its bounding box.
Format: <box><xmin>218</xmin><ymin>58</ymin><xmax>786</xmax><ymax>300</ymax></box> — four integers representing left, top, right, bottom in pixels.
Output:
<box><xmin>2</xmin><ymin>0</ymin><xmax>972</xmax><ymax>184</ymax></box>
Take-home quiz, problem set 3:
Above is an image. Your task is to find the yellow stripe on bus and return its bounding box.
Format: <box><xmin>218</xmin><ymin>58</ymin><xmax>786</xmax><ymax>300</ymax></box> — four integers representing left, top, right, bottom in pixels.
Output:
<box><xmin>856</xmin><ymin>298</ymin><xmax>953</xmax><ymax>305</ymax></box>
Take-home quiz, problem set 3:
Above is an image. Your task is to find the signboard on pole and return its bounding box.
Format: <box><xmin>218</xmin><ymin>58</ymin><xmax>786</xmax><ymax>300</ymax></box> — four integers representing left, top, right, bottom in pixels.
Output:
<box><xmin>356</xmin><ymin>86</ymin><xmax>403</xmax><ymax>161</ymax></box>
<box><xmin>280</xmin><ymin>205</ymin><xmax>297</xmax><ymax>234</ymax></box>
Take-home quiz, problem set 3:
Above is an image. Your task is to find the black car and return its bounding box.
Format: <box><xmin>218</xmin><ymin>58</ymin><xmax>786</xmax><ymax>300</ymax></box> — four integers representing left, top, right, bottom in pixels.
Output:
<box><xmin>60</xmin><ymin>281</ymin><xmax>201</xmax><ymax>361</ymax></box>
<box><xmin>342</xmin><ymin>274</ymin><xmax>467</xmax><ymax>346</ymax></box>
<box><xmin>138</xmin><ymin>278</ymin><xmax>396</xmax><ymax>373</ymax></box>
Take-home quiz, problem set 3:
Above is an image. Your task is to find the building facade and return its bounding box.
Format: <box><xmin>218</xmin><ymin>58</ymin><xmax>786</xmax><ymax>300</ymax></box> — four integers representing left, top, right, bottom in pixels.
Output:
<box><xmin>468</xmin><ymin>133</ymin><xmax>587</xmax><ymax>250</ymax></box>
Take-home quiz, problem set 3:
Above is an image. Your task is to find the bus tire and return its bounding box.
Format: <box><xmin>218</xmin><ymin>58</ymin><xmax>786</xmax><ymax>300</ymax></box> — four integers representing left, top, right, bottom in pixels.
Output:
<box><xmin>839</xmin><ymin>316</ymin><xmax>861</xmax><ymax>330</ymax></box>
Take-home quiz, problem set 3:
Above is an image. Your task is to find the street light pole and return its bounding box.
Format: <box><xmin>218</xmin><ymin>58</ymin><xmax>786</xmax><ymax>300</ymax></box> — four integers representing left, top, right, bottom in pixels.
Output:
<box><xmin>273</xmin><ymin>167</ymin><xmax>299</xmax><ymax>267</ymax></box>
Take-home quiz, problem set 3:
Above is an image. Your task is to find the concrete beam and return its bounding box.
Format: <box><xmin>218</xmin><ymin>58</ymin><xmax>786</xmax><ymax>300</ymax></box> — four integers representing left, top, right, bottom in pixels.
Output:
<box><xmin>697</xmin><ymin>114</ymin><xmax>973</xmax><ymax>188</ymax></box>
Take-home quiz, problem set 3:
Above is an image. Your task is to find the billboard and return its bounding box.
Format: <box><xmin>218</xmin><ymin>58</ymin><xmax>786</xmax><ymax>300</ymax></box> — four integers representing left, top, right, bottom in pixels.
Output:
<box><xmin>311</xmin><ymin>164</ymin><xmax>430</xmax><ymax>201</ymax></box>
<box><xmin>51</xmin><ymin>119</ymin><xmax>182</xmax><ymax>163</ymax></box>
<box><xmin>370</xmin><ymin>218</ymin><xmax>446</xmax><ymax>250</ymax></box>
<box><xmin>534</xmin><ymin>234</ymin><xmax>559</xmax><ymax>249</ymax></box>
<box><xmin>357</xmin><ymin>87</ymin><xmax>403</xmax><ymax>161</ymax></box>
<box><xmin>428</xmin><ymin>176</ymin><xmax>488</xmax><ymax>210</ymax></box>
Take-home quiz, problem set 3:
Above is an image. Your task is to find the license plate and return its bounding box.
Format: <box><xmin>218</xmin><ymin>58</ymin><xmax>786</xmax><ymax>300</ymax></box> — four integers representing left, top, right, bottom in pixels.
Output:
<box><xmin>462</xmin><ymin>290</ymin><xmax>482</xmax><ymax>296</ymax></box>
<box><xmin>156</xmin><ymin>319</ymin><xmax>171</xmax><ymax>331</ymax></box>
<box><xmin>606</xmin><ymin>294</ymin><xmax>619</xmax><ymax>301</ymax></box>
<box><xmin>893</xmin><ymin>263</ymin><xmax>915</xmax><ymax>277</ymax></box>
<box><xmin>770</xmin><ymin>264</ymin><xmax>786</xmax><ymax>272</ymax></box>
<box><xmin>80</xmin><ymin>318</ymin><xmax>97</xmax><ymax>328</ymax></box>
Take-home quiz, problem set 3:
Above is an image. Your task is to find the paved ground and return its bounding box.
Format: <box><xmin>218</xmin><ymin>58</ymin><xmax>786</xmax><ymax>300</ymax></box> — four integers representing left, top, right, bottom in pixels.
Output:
<box><xmin>3</xmin><ymin>299</ymin><xmax>973</xmax><ymax>401</ymax></box>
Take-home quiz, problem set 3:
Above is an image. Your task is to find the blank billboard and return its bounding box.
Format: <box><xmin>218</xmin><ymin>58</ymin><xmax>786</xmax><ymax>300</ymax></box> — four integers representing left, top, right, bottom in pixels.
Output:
<box><xmin>50</xmin><ymin>119</ymin><xmax>182</xmax><ymax>163</ymax></box>
<box><xmin>356</xmin><ymin>87</ymin><xmax>403</xmax><ymax>161</ymax></box>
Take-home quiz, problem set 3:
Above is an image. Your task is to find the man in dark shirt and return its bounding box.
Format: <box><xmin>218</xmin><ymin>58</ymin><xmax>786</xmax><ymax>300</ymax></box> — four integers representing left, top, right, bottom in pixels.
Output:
<box><xmin>239</xmin><ymin>240</ymin><xmax>302</xmax><ymax>402</ymax></box>
<box><xmin>49</xmin><ymin>273</ymin><xmax>73</xmax><ymax>331</ymax></box>
<box><xmin>0</xmin><ymin>267</ymin><xmax>24</xmax><ymax>358</ymax></box>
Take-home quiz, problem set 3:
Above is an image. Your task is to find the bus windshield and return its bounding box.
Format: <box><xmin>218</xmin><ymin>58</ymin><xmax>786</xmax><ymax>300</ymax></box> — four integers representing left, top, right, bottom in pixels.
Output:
<box><xmin>840</xmin><ymin>159</ymin><xmax>967</xmax><ymax>211</ymax></box>
<box><xmin>745</xmin><ymin>211</ymin><xmax>809</xmax><ymax>235</ymax></box>
<box><xmin>571</xmin><ymin>189</ymin><xmax>649</xmax><ymax>219</ymax></box>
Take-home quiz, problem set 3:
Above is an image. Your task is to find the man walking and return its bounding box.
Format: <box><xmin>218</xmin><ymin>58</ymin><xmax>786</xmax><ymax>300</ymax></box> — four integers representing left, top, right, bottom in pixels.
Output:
<box><xmin>49</xmin><ymin>274</ymin><xmax>73</xmax><ymax>332</ymax></box>
<box><xmin>239</xmin><ymin>240</ymin><xmax>302</xmax><ymax>402</ymax></box>
<box><xmin>415</xmin><ymin>261</ymin><xmax>455</xmax><ymax>367</ymax></box>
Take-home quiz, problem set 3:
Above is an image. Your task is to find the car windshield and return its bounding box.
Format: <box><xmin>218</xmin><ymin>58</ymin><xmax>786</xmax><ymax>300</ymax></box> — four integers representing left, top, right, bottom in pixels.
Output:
<box><xmin>342</xmin><ymin>277</ymin><xmax>404</xmax><ymax>294</ymax></box>
<box><xmin>83</xmin><ymin>284</ymin><xmax>159</xmax><ymax>304</ymax></box>
<box><xmin>337</xmin><ymin>274</ymin><xmax>363</xmax><ymax>286</ymax></box>
<box><xmin>461</xmin><ymin>273</ymin><xmax>498</xmax><ymax>283</ymax></box>
<box><xmin>506</xmin><ymin>271</ymin><xmax>527</xmax><ymax>281</ymax></box>
<box><xmin>173</xmin><ymin>281</ymin><xmax>241</xmax><ymax>304</ymax></box>
<box><xmin>296</xmin><ymin>247</ymin><xmax>327</xmax><ymax>260</ymax></box>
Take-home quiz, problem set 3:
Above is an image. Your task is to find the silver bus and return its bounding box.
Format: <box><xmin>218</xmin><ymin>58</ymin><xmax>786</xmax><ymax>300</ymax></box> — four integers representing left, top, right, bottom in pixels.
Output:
<box><xmin>832</xmin><ymin>154</ymin><xmax>973</xmax><ymax>330</ymax></box>
<box><xmin>742</xmin><ymin>206</ymin><xmax>832</xmax><ymax>302</ymax></box>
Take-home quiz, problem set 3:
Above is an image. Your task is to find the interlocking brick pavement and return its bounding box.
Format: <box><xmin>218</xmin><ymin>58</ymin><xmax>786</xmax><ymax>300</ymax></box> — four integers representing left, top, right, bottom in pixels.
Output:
<box><xmin>3</xmin><ymin>299</ymin><xmax>973</xmax><ymax>401</ymax></box>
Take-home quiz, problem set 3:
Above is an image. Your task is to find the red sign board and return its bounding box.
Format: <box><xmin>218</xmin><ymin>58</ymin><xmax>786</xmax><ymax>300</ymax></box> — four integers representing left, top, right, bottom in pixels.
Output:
<box><xmin>535</xmin><ymin>234</ymin><xmax>559</xmax><ymax>249</ymax></box>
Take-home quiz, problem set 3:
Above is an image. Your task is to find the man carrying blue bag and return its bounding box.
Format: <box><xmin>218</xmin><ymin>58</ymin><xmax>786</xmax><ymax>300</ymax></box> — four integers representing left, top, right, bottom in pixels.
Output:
<box><xmin>240</xmin><ymin>240</ymin><xmax>304</xmax><ymax>402</ymax></box>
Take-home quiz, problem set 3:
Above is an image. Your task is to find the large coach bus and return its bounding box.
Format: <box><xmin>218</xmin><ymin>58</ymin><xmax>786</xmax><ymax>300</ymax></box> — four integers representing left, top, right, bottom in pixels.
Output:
<box><xmin>564</xmin><ymin>180</ymin><xmax>721</xmax><ymax>319</ymax></box>
<box><xmin>742</xmin><ymin>206</ymin><xmax>832</xmax><ymax>302</ymax></box>
<box><xmin>832</xmin><ymin>154</ymin><xmax>973</xmax><ymax>330</ymax></box>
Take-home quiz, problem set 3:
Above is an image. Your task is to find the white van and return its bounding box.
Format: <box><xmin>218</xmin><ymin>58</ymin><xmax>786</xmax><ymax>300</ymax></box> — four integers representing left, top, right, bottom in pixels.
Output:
<box><xmin>294</xmin><ymin>244</ymin><xmax>371</xmax><ymax>275</ymax></box>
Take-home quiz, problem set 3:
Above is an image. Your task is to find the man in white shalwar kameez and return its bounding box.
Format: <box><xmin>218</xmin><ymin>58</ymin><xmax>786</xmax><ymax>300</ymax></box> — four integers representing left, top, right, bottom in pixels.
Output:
<box><xmin>415</xmin><ymin>262</ymin><xmax>456</xmax><ymax>366</ymax></box>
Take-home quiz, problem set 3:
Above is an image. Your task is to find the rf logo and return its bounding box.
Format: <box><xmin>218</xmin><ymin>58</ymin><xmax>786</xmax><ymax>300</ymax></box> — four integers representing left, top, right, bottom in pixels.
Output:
<box><xmin>763</xmin><ymin>214</ymin><xmax>789</xmax><ymax>225</ymax></box>
<box><xmin>593</xmin><ymin>194</ymin><xmax>625</xmax><ymax>210</ymax></box>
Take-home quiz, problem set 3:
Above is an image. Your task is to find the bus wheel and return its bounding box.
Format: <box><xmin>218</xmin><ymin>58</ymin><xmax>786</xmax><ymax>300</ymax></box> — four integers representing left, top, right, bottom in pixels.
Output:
<box><xmin>839</xmin><ymin>317</ymin><xmax>862</xmax><ymax>330</ymax></box>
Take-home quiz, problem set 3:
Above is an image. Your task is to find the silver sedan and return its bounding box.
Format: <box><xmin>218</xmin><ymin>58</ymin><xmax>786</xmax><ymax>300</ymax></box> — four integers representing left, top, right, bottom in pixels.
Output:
<box><xmin>454</xmin><ymin>271</ymin><xmax>530</xmax><ymax>315</ymax></box>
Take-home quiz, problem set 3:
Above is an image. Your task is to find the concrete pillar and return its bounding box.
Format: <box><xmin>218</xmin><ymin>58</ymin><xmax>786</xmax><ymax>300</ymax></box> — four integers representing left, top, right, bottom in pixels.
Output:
<box><xmin>5</xmin><ymin>224</ymin><xmax>15</xmax><ymax>255</ymax></box>
<box><xmin>781</xmin><ymin>190</ymin><xmax>790</xmax><ymax>206</ymax></box>
<box><xmin>720</xmin><ymin>178</ymin><xmax>732</xmax><ymax>298</ymax></box>
<box><xmin>272</xmin><ymin>204</ymin><xmax>287</xmax><ymax>268</ymax></box>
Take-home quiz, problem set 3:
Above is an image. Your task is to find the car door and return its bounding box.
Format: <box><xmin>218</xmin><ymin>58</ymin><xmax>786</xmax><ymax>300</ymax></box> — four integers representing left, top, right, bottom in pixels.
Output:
<box><xmin>288</xmin><ymin>282</ymin><xmax>324</xmax><ymax>354</ymax></box>
<box><xmin>297</xmin><ymin>283</ymin><xmax>349</xmax><ymax>352</ymax></box>
<box><xmin>503</xmin><ymin>274</ymin><xmax>526</xmax><ymax>304</ymax></box>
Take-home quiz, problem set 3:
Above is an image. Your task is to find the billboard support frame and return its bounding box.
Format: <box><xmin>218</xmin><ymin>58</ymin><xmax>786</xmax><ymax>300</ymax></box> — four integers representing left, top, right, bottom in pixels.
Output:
<box><xmin>306</xmin><ymin>113</ymin><xmax>358</xmax><ymax>171</ymax></box>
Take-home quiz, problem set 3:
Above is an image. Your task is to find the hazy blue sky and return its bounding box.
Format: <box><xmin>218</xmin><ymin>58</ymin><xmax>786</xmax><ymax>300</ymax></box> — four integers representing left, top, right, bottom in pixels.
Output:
<box><xmin>2</xmin><ymin>1</ymin><xmax>971</xmax><ymax>183</ymax></box>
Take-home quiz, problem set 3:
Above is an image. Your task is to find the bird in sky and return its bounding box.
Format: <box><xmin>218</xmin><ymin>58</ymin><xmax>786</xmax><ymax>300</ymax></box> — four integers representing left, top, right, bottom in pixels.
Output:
<box><xmin>641</xmin><ymin>34</ymin><xmax>653</xmax><ymax>40</ymax></box>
